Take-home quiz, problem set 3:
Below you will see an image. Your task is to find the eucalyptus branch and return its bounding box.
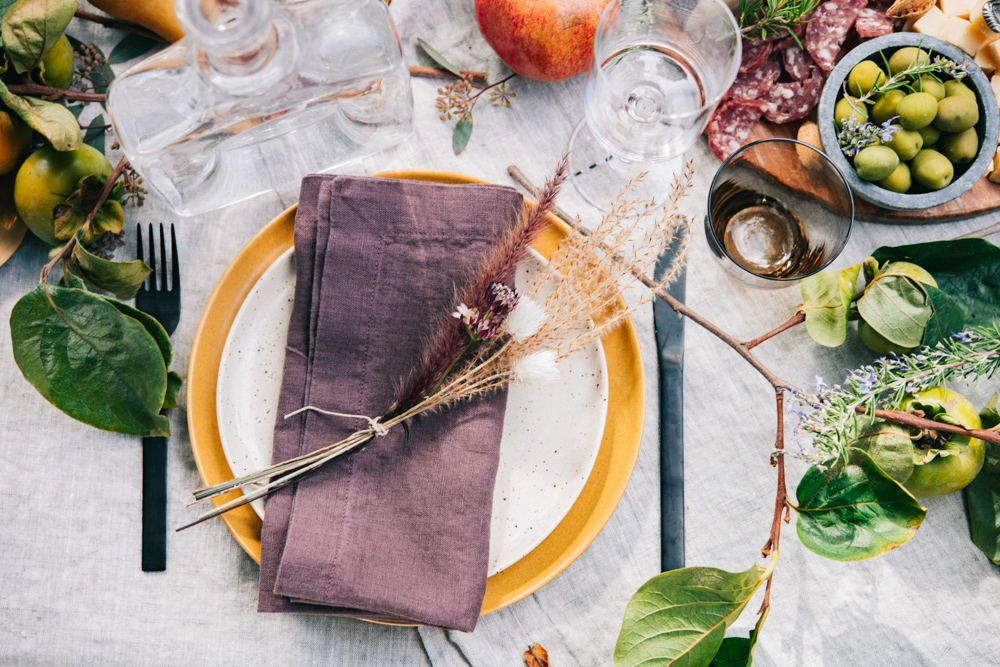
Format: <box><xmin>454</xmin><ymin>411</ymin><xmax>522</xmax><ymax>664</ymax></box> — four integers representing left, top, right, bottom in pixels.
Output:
<box><xmin>6</xmin><ymin>82</ymin><xmax>105</xmax><ymax>103</ymax></box>
<box><xmin>73</xmin><ymin>9</ymin><xmax>166</xmax><ymax>43</ymax></box>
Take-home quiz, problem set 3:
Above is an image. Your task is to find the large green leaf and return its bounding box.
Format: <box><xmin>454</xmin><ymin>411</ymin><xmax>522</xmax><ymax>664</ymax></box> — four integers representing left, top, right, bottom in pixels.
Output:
<box><xmin>453</xmin><ymin>113</ymin><xmax>472</xmax><ymax>155</ymax></box>
<box><xmin>873</xmin><ymin>239</ymin><xmax>1000</xmax><ymax>325</ymax></box>
<box><xmin>99</xmin><ymin>296</ymin><xmax>170</xmax><ymax>368</ymax></box>
<box><xmin>798</xmin><ymin>264</ymin><xmax>861</xmax><ymax>347</ymax></box>
<box><xmin>846</xmin><ymin>416</ymin><xmax>914</xmax><ymax>484</ymax></box>
<box><xmin>614</xmin><ymin>560</ymin><xmax>775</xmax><ymax>667</ymax></box>
<box><xmin>708</xmin><ymin>608</ymin><xmax>768</xmax><ymax>667</ymax></box>
<box><xmin>71</xmin><ymin>233</ymin><xmax>149</xmax><ymax>299</ymax></box>
<box><xmin>9</xmin><ymin>284</ymin><xmax>170</xmax><ymax>436</ymax></box>
<box><xmin>921</xmin><ymin>284</ymin><xmax>966</xmax><ymax>348</ymax></box>
<box><xmin>794</xmin><ymin>448</ymin><xmax>926</xmax><ymax>561</ymax></box>
<box><xmin>107</xmin><ymin>33</ymin><xmax>160</xmax><ymax>65</ymax></box>
<box><xmin>0</xmin><ymin>79</ymin><xmax>80</xmax><ymax>150</ymax></box>
<box><xmin>857</xmin><ymin>274</ymin><xmax>931</xmax><ymax>348</ymax></box>
<box><xmin>2</xmin><ymin>0</ymin><xmax>77</xmax><ymax>74</ymax></box>
<box><xmin>416</xmin><ymin>38</ymin><xmax>462</xmax><ymax>78</ymax></box>
<box><xmin>965</xmin><ymin>393</ymin><xmax>1000</xmax><ymax>564</ymax></box>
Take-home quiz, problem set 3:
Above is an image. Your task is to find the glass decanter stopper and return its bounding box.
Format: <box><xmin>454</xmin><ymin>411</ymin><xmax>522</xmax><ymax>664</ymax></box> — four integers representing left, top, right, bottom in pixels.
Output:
<box><xmin>107</xmin><ymin>0</ymin><xmax>414</xmax><ymax>216</ymax></box>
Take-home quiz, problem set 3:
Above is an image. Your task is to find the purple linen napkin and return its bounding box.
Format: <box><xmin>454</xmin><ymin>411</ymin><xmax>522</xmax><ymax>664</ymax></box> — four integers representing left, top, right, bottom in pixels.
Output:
<box><xmin>258</xmin><ymin>174</ymin><xmax>524</xmax><ymax>632</ymax></box>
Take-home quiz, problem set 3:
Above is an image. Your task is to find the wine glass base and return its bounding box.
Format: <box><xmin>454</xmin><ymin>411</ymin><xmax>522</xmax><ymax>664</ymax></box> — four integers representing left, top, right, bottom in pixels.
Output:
<box><xmin>568</xmin><ymin>121</ymin><xmax>683</xmax><ymax>211</ymax></box>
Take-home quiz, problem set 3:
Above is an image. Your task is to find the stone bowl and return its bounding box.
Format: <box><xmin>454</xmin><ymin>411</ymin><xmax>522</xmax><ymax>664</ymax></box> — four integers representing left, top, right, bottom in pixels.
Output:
<box><xmin>817</xmin><ymin>32</ymin><xmax>999</xmax><ymax>211</ymax></box>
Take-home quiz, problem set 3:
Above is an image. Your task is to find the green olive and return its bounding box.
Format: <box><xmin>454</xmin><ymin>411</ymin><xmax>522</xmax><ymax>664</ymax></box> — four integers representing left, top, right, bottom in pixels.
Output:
<box><xmin>896</xmin><ymin>92</ymin><xmax>938</xmax><ymax>130</ymax></box>
<box><xmin>917</xmin><ymin>75</ymin><xmax>946</xmax><ymax>101</ymax></box>
<box><xmin>911</xmin><ymin>149</ymin><xmax>954</xmax><ymax>190</ymax></box>
<box><xmin>848</xmin><ymin>61</ymin><xmax>887</xmax><ymax>97</ymax></box>
<box><xmin>934</xmin><ymin>96</ymin><xmax>979</xmax><ymax>133</ymax></box>
<box><xmin>871</xmin><ymin>89</ymin><xmax>906</xmax><ymax>124</ymax></box>
<box><xmin>854</xmin><ymin>145</ymin><xmax>900</xmax><ymax>181</ymax></box>
<box><xmin>938</xmin><ymin>127</ymin><xmax>979</xmax><ymax>164</ymax></box>
<box><xmin>885</xmin><ymin>125</ymin><xmax>923</xmax><ymax>161</ymax></box>
<box><xmin>944</xmin><ymin>80</ymin><xmax>976</xmax><ymax>99</ymax></box>
<box><xmin>876</xmin><ymin>161</ymin><xmax>912</xmax><ymax>193</ymax></box>
<box><xmin>917</xmin><ymin>125</ymin><xmax>941</xmax><ymax>147</ymax></box>
<box><xmin>888</xmin><ymin>47</ymin><xmax>931</xmax><ymax>75</ymax></box>
<box><xmin>835</xmin><ymin>96</ymin><xmax>869</xmax><ymax>127</ymax></box>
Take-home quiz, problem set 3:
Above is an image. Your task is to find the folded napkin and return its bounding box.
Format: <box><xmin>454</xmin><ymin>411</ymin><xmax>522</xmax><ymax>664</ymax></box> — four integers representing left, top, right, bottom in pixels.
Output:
<box><xmin>258</xmin><ymin>174</ymin><xmax>524</xmax><ymax>632</ymax></box>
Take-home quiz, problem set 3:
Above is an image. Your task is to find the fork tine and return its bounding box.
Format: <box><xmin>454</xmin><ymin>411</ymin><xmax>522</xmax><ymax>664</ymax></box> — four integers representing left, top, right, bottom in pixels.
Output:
<box><xmin>136</xmin><ymin>224</ymin><xmax>147</xmax><ymax>293</ymax></box>
<box><xmin>170</xmin><ymin>224</ymin><xmax>180</xmax><ymax>293</ymax></box>
<box><xmin>159</xmin><ymin>224</ymin><xmax>168</xmax><ymax>292</ymax></box>
<box><xmin>147</xmin><ymin>223</ymin><xmax>157</xmax><ymax>291</ymax></box>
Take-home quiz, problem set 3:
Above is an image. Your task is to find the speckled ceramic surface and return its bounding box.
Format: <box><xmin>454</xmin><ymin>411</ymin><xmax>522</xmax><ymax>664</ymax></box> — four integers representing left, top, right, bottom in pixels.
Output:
<box><xmin>818</xmin><ymin>33</ymin><xmax>1000</xmax><ymax>211</ymax></box>
<box><xmin>215</xmin><ymin>247</ymin><xmax>609</xmax><ymax>577</ymax></box>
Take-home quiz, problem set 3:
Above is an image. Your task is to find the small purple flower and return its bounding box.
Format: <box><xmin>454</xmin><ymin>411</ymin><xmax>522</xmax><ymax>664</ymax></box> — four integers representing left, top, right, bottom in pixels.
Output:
<box><xmin>879</xmin><ymin>116</ymin><xmax>900</xmax><ymax>142</ymax></box>
<box><xmin>952</xmin><ymin>330</ymin><xmax>972</xmax><ymax>342</ymax></box>
<box><xmin>856</xmin><ymin>369</ymin><xmax>877</xmax><ymax>394</ymax></box>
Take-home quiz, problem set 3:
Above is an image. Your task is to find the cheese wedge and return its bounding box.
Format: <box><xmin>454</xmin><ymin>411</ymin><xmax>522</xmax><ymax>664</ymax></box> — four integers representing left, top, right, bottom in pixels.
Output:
<box><xmin>979</xmin><ymin>40</ymin><xmax>1000</xmax><ymax>72</ymax></box>
<box><xmin>990</xmin><ymin>149</ymin><xmax>1000</xmax><ymax>183</ymax></box>
<box><xmin>913</xmin><ymin>6</ymin><xmax>949</xmax><ymax>35</ymax></box>
<box><xmin>992</xmin><ymin>72</ymin><xmax>1000</xmax><ymax>100</ymax></box>
<box><xmin>970</xmin><ymin>0</ymin><xmax>1000</xmax><ymax>42</ymax></box>
<box><xmin>939</xmin><ymin>16</ymin><xmax>989</xmax><ymax>54</ymax></box>
<box><xmin>939</xmin><ymin>0</ymin><xmax>972</xmax><ymax>19</ymax></box>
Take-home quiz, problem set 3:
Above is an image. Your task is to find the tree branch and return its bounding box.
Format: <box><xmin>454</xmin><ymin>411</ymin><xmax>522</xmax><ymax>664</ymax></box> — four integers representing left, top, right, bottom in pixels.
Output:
<box><xmin>862</xmin><ymin>406</ymin><xmax>1000</xmax><ymax>446</ymax></box>
<box><xmin>74</xmin><ymin>9</ymin><xmax>167</xmax><ymax>43</ymax></box>
<box><xmin>409</xmin><ymin>65</ymin><xmax>488</xmax><ymax>82</ymax></box>
<box><xmin>744</xmin><ymin>312</ymin><xmax>806</xmax><ymax>350</ymax></box>
<box><xmin>6</xmin><ymin>83</ymin><xmax>106</xmax><ymax>103</ymax></box>
<box><xmin>759</xmin><ymin>388</ymin><xmax>787</xmax><ymax>614</ymax></box>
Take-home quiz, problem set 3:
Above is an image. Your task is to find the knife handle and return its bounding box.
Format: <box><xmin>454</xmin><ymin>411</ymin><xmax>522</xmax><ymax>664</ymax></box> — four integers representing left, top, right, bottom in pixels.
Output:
<box><xmin>141</xmin><ymin>436</ymin><xmax>167</xmax><ymax>571</ymax></box>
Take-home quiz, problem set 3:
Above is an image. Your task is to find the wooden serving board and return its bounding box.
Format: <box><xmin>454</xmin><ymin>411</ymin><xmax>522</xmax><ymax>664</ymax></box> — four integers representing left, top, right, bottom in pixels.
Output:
<box><xmin>746</xmin><ymin>119</ymin><xmax>1000</xmax><ymax>223</ymax></box>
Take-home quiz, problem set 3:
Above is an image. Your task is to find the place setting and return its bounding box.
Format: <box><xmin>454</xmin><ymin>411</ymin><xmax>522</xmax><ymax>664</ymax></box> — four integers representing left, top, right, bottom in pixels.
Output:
<box><xmin>3</xmin><ymin>0</ymin><xmax>1000</xmax><ymax>664</ymax></box>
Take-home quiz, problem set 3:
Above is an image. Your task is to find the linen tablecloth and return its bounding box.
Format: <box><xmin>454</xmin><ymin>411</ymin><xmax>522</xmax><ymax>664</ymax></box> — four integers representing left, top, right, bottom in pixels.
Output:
<box><xmin>1</xmin><ymin>1</ymin><xmax>999</xmax><ymax>665</ymax></box>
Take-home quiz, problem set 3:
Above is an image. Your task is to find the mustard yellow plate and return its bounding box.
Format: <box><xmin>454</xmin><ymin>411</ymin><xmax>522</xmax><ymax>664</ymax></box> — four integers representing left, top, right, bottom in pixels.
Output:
<box><xmin>186</xmin><ymin>170</ymin><xmax>645</xmax><ymax>616</ymax></box>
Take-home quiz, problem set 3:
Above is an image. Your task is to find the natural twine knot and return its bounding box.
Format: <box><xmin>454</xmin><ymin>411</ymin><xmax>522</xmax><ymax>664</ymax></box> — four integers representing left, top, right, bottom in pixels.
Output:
<box><xmin>284</xmin><ymin>406</ymin><xmax>389</xmax><ymax>437</ymax></box>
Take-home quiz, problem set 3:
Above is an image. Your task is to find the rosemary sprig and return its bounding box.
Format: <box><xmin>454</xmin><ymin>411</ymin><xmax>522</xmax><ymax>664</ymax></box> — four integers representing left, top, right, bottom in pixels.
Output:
<box><xmin>843</xmin><ymin>51</ymin><xmax>970</xmax><ymax>109</ymax></box>
<box><xmin>789</xmin><ymin>326</ymin><xmax>1000</xmax><ymax>464</ymax></box>
<box><xmin>739</xmin><ymin>0</ymin><xmax>820</xmax><ymax>48</ymax></box>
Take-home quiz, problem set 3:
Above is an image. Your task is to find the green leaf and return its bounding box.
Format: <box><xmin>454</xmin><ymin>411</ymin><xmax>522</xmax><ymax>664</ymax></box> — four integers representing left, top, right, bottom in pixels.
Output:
<box><xmin>9</xmin><ymin>284</ymin><xmax>169</xmax><ymax>436</ymax></box>
<box><xmin>965</xmin><ymin>393</ymin><xmax>1000</xmax><ymax>564</ymax></box>
<box><xmin>613</xmin><ymin>559</ymin><xmax>775</xmax><ymax>667</ymax></box>
<box><xmin>83</xmin><ymin>113</ymin><xmax>106</xmax><ymax>155</ymax></box>
<box><xmin>107</xmin><ymin>33</ymin><xmax>159</xmax><ymax>64</ymax></box>
<box><xmin>794</xmin><ymin>448</ymin><xmax>926</xmax><ymax>561</ymax></box>
<box><xmin>0</xmin><ymin>78</ymin><xmax>80</xmax><ymax>150</ymax></box>
<box><xmin>846</xmin><ymin>416</ymin><xmax>914</xmax><ymax>484</ymax></box>
<box><xmin>798</xmin><ymin>264</ymin><xmax>861</xmax><ymax>347</ymax></box>
<box><xmin>709</xmin><ymin>608</ymin><xmax>768</xmax><ymax>667</ymax></box>
<box><xmin>162</xmin><ymin>370</ymin><xmax>181</xmax><ymax>410</ymax></box>
<box><xmin>857</xmin><ymin>274</ymin><xmax>931</xmax><ymax>348</ymax></box>
<box><xmin>873</xmin><ymin>239</ymin><xmax>1000</xmax><ymax>325</ymax></box>
<box><xmin>453</xmin><ymin>114</ymin><xmax>472</xmax><ymax>155</ymax></box>
<box><xmin>71</xmin><ymin>236</ymin><xmax>151</xmax><ymax>299</ymax></box>
<box><xmin>416</xmin><ymin>38</ymin><xmax>462</xmax><ymax>78</ymax></box>
<box><xmin>920</xmin><ymin>284</ymin><xmax>966</xmax><ymax>348</ymax></box>
<box><xmin>99</xmin><ymin>297</ymin><xmax>170</xmax><ymax>368</ymax></box>
<box><xmin>53</xmin><ymin>174</ymin><xmax>124</xmax><ymax>241</ymax></box>
<box><xmin>2</xmin><ymin>0</ymin><xmax>77</xmax><ymax>74</ymax></box>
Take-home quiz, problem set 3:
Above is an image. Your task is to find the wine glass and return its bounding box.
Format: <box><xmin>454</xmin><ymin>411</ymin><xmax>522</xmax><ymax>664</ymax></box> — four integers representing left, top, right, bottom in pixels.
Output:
<box><xmin>570</xmin><ymin>0</ymin><xmax>741</xmax><ymax>209</ymax></box>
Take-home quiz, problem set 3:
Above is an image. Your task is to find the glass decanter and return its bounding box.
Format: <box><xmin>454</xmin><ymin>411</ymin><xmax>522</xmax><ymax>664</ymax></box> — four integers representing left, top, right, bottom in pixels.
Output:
<box><xmin>107</xmin><ymin>0</ymin><xmax>414</xmax><ymax>216</ymax></box>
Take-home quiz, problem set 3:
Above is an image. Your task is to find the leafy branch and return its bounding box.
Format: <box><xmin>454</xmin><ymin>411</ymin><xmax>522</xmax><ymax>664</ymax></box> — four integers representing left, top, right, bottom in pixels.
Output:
<box><xmin>738</xmin><ymin>0</ymin><xmax>820</xmax><ymax>47</ymax></box>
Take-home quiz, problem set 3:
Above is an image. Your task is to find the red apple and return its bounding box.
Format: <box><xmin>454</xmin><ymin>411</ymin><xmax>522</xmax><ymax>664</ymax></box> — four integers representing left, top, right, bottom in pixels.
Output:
<box><xmin>475</xmin><ymin>0</ymin><xmax>610</xmax><ymax>82</ymax></box>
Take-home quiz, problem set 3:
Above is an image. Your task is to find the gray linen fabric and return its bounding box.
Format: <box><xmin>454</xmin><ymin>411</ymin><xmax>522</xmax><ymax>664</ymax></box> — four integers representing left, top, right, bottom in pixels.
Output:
<box><xmin>2</xmin><ymin>0</ymin><xmax>999</xmax><ymax>665</ymax></box>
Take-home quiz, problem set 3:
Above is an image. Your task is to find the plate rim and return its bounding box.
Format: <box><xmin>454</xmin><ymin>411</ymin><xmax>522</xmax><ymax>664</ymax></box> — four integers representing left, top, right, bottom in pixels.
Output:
<box><xmin>186</xmin><ymin>169</ymin><xmax>645</xmax><ymax>616</ymax></box>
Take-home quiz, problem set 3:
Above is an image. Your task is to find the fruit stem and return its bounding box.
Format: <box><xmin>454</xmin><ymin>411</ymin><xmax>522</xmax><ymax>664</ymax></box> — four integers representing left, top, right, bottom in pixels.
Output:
<box><xmin>860</xmin><ymin>406</ymin><xmax>1000</xmax><ymax>446</ymax></box>
<box><xmin>6</xmin><ymin>83</ymin><xmax>106</xmax><ymax>103</ymax></box>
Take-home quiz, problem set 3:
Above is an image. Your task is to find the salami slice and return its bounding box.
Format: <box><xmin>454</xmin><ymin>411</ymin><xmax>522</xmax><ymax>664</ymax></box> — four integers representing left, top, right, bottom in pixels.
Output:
<box><xmin>855</xmin><ymin>7</ymin><xmax>894</xmax><ymax>37</ymax></box>
<box><xmin>739</xmin><ymin>41</ymin><xmax>773</xmax><ymax>77</ymax></box>
<box><xmin>805</xmin><ymin>0</ymin><xmax>868</xmax><ymax>71</ymax></box>
<box><xmin>783</xmin><ymin>43</ymin><xmax>816</xmax><ymax>80</ymax></box>
<box><xmin>707</xmin><ymin>98</ymin><xmax>769</xmax><ymax>161</ymax></box>
<box><xmin>762</xmin><ymin>71</ymin><xmax>825</xmax><ymax>123</ymax></box>
<box><xmin>728</xmin><ymin>57</ymin><xmax>782</xmax><ymax>100</ymax></box>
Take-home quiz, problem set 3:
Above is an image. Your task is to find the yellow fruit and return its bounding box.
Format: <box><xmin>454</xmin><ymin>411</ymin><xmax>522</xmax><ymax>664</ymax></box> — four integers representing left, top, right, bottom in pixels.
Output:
<box><xmin>89</xmin><ymin>0</ymin><xmax>184</xmax><ymax>43</ymax></box>
<box><xmin>0</xmin><ymin>110</ymin><xmax>32</xmax><ymax>176</ymax></box>
<box><xmin>14</xmin><ymin>144</ymin><xmax>113</xmax><ymax>246</ymax></box>
<box><xmin>39</xmin><ymin>35</ymin><xmax>74</xmax><ymax>89</ymax></box>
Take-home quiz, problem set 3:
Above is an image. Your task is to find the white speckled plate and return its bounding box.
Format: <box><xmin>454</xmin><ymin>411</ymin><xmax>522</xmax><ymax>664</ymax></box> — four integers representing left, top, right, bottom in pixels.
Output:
<box><xmin>216</xmin><ymin>248</ymin><xmax>609</xmax><ymax>576</ymax></box>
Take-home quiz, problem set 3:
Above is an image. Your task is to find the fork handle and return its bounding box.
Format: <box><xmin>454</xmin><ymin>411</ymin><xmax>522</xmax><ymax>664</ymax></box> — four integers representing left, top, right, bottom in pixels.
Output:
<box><xmin>141</xmin><ymin>435</ymin><xmax>168</xmax><ymax>571</ymax></box>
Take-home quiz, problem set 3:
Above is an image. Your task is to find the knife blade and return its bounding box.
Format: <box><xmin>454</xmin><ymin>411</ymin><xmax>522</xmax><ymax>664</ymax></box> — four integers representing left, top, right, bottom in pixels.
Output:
<box><xmin>654</xmin><ymin>243</ymin><xmax>686</xmax><ymax>572</ymax></box>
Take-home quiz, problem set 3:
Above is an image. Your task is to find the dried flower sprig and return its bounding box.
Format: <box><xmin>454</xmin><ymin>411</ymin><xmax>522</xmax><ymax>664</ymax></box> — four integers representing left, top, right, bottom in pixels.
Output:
<box><xmin>181</xmin><ymin>159</ymin><xmax>692</xmax><ymax>529</ymax></box>
<box><xmin>837</xmin><ymin>113</ymin><xmax>901</xmax><ymax>156</ymax></box>
<box><xmin>74</xmin><ymin>43</ymin><xmax>113</xmax><ymax>94</ymax></box>
<box><xmin>788</xmin><ymin>326</ymin><xmax>1000</xmax><ymax>464</ymax></box>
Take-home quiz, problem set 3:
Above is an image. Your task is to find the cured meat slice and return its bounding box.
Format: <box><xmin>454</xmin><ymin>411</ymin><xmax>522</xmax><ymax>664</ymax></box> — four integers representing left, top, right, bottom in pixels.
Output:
<box><xmin>728</xmin><ymin>57</ymin><xmax>782</xmax><ymax>100</ymax></box>
<box><xmin>855</xmin><ymin>6</ymin><xmax>895</xmax><ymax>37</ymax></box>
<box><xmin>762</xmin><ymin>71</ymin><xmax>825</xmax><ymax>123</ymax></box>
<box><xmin>783</xmin><ymin>43</ymin><xmax>816</xmax><ymax>80</ymax></box>
<box><xmin>805</xmin><ymin>0</ymin><xmax>868</xmax><ymax>70</ymax></box>
<box><xmin>707</xmin><ymin>98</ymin><xmax>769</xmax><ymax>161</ymax></box>
<box><xmin>739</xmin><ymin>41</ymin><xmax>773</xmax><ymax>76</ymax></box>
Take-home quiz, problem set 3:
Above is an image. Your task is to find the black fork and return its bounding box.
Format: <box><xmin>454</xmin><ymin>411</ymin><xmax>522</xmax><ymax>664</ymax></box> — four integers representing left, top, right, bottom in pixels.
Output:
<box><xmin>135</xmin><ymin>224</ymin><xmax>181</xmax><ymax>572</ymax></box>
